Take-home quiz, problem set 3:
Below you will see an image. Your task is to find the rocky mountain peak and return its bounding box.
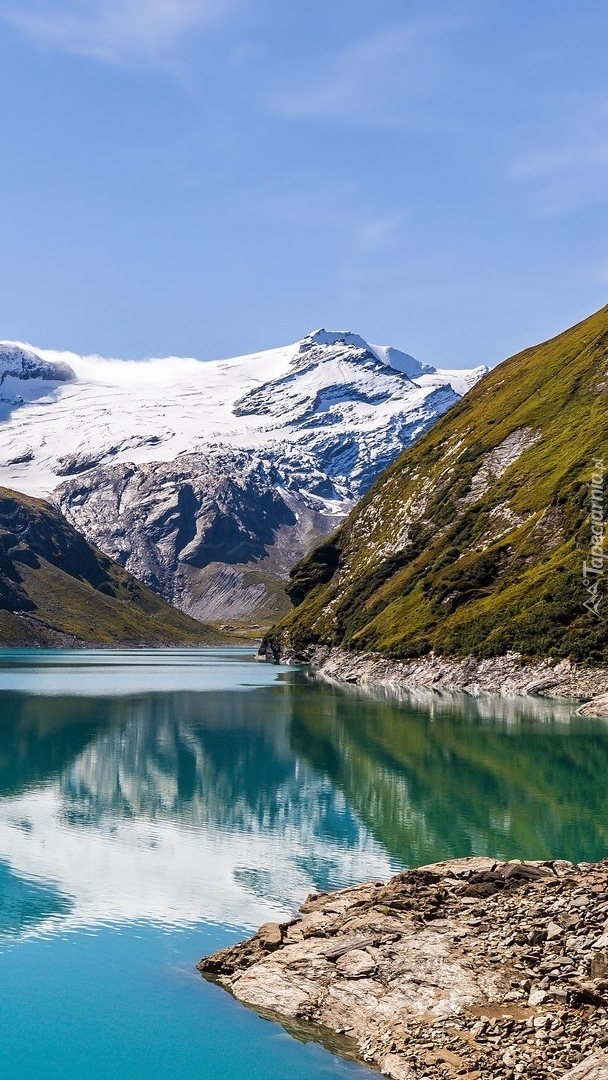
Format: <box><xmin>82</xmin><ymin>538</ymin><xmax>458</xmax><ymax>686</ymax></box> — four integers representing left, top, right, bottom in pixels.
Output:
<box><xmin>295</xmin><ymin>330</ymin><xmax>445</xmax><ymax>384</ymax></box>
<box><xmin>303</xmin><ymin>329</ymin><xmax>372</xmax><ymax>351</ymax></box>
<box><xmin>289</xmin><ymin>329</ymin><xmax>384</xmax><ymax>377</ymax></box>
<box><xmin>0</xmin><ymin>343</ymin><xmax>75</xmax><ymax>386</ymax></box>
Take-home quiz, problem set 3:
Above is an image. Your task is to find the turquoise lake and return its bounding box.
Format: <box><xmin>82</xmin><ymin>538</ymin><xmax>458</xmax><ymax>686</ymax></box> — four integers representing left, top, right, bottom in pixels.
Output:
<box><xmin>1</xmin><ymin>648</ymin><xmax>608</xmax><ymax>1079</ymax></box>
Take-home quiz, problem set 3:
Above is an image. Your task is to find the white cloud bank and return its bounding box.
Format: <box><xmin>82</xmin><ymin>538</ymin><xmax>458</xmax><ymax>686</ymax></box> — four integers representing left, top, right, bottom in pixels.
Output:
<box><xmin>0</xmin><ymin>0</ymin><xmax>237</xmax><ymax>65</ymax></box>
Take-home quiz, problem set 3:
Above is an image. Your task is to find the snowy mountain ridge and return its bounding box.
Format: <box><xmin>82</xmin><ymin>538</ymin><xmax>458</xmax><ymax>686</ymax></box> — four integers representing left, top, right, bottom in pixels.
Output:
<box><xmin>0</xmin><ymin>330</ymin><xmax>487</xmax><ymax>621</ymax></box>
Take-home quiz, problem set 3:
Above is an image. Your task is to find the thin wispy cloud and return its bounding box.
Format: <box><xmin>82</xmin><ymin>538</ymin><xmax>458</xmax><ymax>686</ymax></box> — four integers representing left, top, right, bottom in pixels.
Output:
<box><xmin>513</xmin><ymin>130</ymin><xmax>608</xmax><ymax>181</ymax></box>
<box><xmin>356</xmin><ymin>213</ymin><xmax>407</xmax><ymax>255</ymax></box>
<box><xmin>0</xmin><ymin>0</ymin><xmax>237</xmax><ymax>66</ymax></box>
<box><xmin>267</xmin><ymin>14</ymin><xmax>467</xmax><ymax>132</ymax></box>
<box><xmin>509</xmin><ymin>94</ymin><xmax>608</xmax><ymax>216</ymax></box>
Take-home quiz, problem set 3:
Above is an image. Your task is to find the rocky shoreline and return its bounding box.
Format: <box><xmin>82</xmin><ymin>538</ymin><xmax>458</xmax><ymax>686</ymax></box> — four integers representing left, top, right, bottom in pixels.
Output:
<box><xmin>199</xmin><ymin>858</ymin><xmax>608</xmax><ymax>1079</ymax></box>
<box><xmin>265</xmin><ymin>645</ymin><xmax>608</xmax><ymax>717</ymax></box>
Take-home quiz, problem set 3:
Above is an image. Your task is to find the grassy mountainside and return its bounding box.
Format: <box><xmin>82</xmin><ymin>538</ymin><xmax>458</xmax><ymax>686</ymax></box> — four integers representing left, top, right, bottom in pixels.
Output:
<box><xmin>0</xmin><ymin>488</ymin><xmax>219</xmax><ymax>646</ymax></box>
<box><xmin>272</xmin><ymin>305</ymin><xmax>608</xmax><ymax>664</ymax></box>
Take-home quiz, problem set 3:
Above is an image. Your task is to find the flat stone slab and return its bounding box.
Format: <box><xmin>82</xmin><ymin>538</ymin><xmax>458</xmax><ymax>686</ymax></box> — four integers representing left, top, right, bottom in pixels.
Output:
<box><xmin>199</xmin><ymin>857</ymin><xmax>608</xmax><ymax>1079</ymax></box>
<box><xmin>561</xmin><ymin>1052</ymin><xmax>608</xmax><ymax>1079</ymax></box>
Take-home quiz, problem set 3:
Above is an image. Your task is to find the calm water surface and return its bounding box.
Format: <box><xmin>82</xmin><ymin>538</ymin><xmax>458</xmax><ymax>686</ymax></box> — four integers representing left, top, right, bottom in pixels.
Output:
<box><xmin>1</xmin><ymin>648</ymin><xmax>607</xmax><ymax>1079</ymax></box>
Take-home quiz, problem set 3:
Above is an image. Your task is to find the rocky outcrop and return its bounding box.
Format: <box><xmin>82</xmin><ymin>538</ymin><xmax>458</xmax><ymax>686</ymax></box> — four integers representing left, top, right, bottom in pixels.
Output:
<box><xmin>0</xmin><ymin>343</ymin><xmax>75</xmax><ymax>424</ymax></box>
<box><xmin>269</xmin><ymin>645</ymin><xmax>608</xmax><ymax>715</ymax></box>
<box><xmin>0</xmin><ymin>343</ymin><xmax>74</xmax><ymax>388</ymax></box>
<box><xmin>199</xmin><ymin>857</ymin><xmax>608</xmax><ymax>1079</ymax></box>
<box><xmin>577</xmin><ymin>694</ymin><xmax>608</xmax><ymax>718</ymax></box>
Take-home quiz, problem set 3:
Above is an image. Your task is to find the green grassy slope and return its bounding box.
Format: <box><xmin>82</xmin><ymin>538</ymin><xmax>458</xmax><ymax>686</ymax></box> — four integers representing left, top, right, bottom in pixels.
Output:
<box><xmin>273</xmin><ymin>305</ymin><xmax>608</xmax><ymax>664</ymax></box>
<box><xmin>0</xmin><ymin>488</ymin><xmax>219</xmax><ymax>646</ymax></box>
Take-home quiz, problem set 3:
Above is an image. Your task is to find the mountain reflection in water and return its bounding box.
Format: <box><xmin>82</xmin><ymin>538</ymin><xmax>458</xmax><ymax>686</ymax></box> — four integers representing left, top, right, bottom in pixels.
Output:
<box><xmin>0</xmin><ymin>650</ymin><xmax>607</xmax><ymax>945</ymax></box>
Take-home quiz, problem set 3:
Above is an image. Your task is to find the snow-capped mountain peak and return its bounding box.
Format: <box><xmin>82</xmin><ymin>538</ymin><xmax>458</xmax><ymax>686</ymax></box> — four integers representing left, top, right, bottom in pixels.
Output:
<box><xmin>297</xmin><ymin>330</ymin><xmax>439</xmax><ymax>382</ymax></box>
<box><xmin>0</xmin><ymin>329</ymin><xmax>487</xmax><ymax>622</ymax></box>
<box><xmin>0</xmin><ymin>343</ymin><xmax>76</xmax><ymax>423</ymax></box>
<box><xmin>0</xmin><ymin>342</ymin><xmax>75</xmax><ymax>388</ymax></box>
<box><xmin>369</xmin><ymin>343</ymin><xmax>436</xmax><ymax>379</ymax></box>
<box><xmin>305</xmin><ymin>329</ymin><xmax>373</xmax><ymax>351</ymax></box>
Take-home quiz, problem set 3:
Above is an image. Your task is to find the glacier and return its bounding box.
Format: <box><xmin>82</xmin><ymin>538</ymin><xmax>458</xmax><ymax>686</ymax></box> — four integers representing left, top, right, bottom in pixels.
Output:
<box><xmin>0</xmin><ymin>330</ymin><xmax>487</xmax><ymax>621</ymax></box>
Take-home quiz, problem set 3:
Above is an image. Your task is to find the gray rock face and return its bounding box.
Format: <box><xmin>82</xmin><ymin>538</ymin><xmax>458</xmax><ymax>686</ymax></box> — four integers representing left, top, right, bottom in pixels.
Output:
<box><xmin>56</xmin><ymin>449</ymin><xmax>345</xmax><ymax>621</ymax></box>
<box><xmin>273</xmin><ymin>645</ymin><xmax>608</xmax><ymax>712</ymax></box>
<box><xmin>199</xmin><ymin>857</ymin><xmax>608</xmax><ymax>1079</ymax></box>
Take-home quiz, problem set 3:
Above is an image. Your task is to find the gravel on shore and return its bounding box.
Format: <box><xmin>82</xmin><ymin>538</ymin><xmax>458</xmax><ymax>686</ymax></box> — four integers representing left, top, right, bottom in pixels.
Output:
<box><xmin>199</xmin><ymin>857</ymin><xmax>608</xmax><ymax>1079</ymax></box>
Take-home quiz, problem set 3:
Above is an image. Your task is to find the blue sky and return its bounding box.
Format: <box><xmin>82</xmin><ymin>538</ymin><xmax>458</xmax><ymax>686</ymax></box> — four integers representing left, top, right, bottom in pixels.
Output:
<box><xmin>0</xmin><ymin>0</ymin><xmax>607</xmax><ymax>368</ymax></box>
